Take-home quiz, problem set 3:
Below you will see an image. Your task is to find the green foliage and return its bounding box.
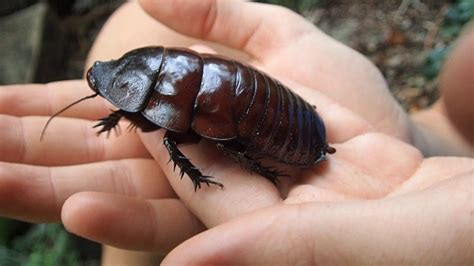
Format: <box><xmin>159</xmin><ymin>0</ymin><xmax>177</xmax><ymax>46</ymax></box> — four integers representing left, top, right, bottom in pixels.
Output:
<box><xmin>423</xmin><ymin>47</ymin><xmax>449</xmax><ymax>80</ymax></box>
<box><xmin>255</xmin><ymin>0</ymin><xmax>323</xmax><ymax>13</ymax></box>
<box><xmin>423</xmin><ymin>0</ymin><xmax>474</xmax><ymax>79</ymax></box>
<box><xmin>441</xmin><ymin>0</ymin><xmax>474</xmax><ymax>39</ymax></box>
<box><xmin>0</xmin><ymin>224</ymin><xmax>82</xmax><ymax>266</ymax></box>
<box><xmin>0</xmin><ymin>218</ymin><xmax>14</xmax><ymax>245</ymax></box>
<box><xmin>0</xmin><ymin>246</ymin><xmax>26</xmax><ymax>266</ymax></box>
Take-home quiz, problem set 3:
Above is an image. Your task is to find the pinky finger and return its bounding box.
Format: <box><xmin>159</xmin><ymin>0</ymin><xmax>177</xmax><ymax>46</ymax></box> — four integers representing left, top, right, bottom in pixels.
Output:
<box><xmin>62</xmin><ymin>192</ymin><xmax>204</xmax><ymax>253</ymax></box>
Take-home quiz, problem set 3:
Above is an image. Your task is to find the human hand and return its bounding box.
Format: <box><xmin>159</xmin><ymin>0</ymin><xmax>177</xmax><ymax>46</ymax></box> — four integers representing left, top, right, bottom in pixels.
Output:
<box><xmin>0</xmin><ymin>81</ymin><xmax>203</xmax><ymax>253</ymax></box>
<box><xmin>161</xmin><ymin>166</ymin><xmax>472</xmax><ymax>265</ymax></box>
<box><xmin>127</xmin><ymin>3</ymin><xmax>471</xmax><ymax>264</ymax></box>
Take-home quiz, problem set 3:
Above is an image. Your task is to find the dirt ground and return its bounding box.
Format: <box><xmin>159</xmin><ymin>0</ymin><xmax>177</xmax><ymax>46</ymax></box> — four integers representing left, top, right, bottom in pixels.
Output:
<box><xmin>306</xmin><ymin>0</ymin><xmax>455</xmax><ymax>112</ymax></box>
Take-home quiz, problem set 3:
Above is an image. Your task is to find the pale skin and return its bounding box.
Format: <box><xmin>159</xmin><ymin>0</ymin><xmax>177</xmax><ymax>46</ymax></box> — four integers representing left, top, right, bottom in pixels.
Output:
<box><xmin>0</xmin><ymin>0</ymin><xmax>472</xmax><ymax>265</ymax></box>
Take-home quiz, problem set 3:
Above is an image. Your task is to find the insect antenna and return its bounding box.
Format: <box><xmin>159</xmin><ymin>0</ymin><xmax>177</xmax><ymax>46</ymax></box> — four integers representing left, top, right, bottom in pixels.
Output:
<box><xmin>40</xmin><ymin>93</ymin><xmax>99</xmax><ymax>141</ymax></box>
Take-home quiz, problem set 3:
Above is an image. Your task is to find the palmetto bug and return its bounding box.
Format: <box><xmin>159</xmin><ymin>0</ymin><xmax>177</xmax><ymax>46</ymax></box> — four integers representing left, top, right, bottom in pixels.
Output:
<box><xmin>42</xmin><ymin>46</ymin><xmax>335</xmax><ymax>190</ymax></box>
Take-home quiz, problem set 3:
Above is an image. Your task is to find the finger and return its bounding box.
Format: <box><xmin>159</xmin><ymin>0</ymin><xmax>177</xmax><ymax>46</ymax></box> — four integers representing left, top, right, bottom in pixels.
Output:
<box><xmin>164</xmin><ymin>174</ymin><xmax>472</xmax><ymax>265</ymax></box>
<box><xmin>0</xmin><ymin>80</ymin><xmax>110</xmax><ymax>119</ymax></box>
<box><xmin>139</xmin><ymin>130</ymin><xmax>282</xmax><ymax>227</ymax></box>
<box><xmin>0</xmin><ymin>159</ymin><xmax>173</xmax><ymax>223</ymax></box>
<box><xmin>62</xmin><ymin>192</ymin><xmax>203</xmax><ymax>253</ymax></box>
<box><xmin>0</xmin><ymin>115</ymin><xmax>150</xmax><ymax>165</ymax></box>
<box><xmin>139</xmin><ymin>0</ymin><xmax>315</xmax><ymax>60</ymax></box>
<box><xmin>162</xmin><ymin>206</ymin><xmax>303</xmax><ymax>265</ymax></box>
<box><xmin>187</xmin><ymin>43</ymin><xmax>262</xmax><ymax>72</ymax></box>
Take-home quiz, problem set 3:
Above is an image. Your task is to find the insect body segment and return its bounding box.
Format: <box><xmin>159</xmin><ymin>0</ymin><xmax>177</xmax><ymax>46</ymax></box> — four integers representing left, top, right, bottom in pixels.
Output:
<box><xmin>192</xmin><ymin>55</ymin><xmax>237</xmax><ymax>140</ymax></box>
<box><xmin>85</xmin><ymin>46</ymin><xmax>335</xmax><ymax>190</ymax></box>
<box><xmin>143</xmin><ymin>49</ymin><xmax>203</xmax><ymax>133</ymax></box>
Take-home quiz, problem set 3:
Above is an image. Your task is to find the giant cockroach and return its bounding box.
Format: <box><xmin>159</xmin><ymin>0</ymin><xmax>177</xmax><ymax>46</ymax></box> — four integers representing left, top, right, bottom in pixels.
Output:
<box><xmin>42</xmin><ymin>46</ymin><xmax>336</xmax><ymax>190</ymax></box>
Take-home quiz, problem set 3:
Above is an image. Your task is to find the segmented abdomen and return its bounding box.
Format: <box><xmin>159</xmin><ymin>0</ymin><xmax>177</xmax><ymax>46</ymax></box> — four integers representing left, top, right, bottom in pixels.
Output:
<box><xmin>232</xmin><ymin>63</ymin><xmax>325</xmax><ymax>166</ymax></box>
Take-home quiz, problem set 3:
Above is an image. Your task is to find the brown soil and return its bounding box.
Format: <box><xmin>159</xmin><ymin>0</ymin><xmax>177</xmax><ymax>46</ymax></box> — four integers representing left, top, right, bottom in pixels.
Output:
<box><xmin>305</xmin><ymin>0</ymin><xmax>451</xmax><ymax>111</ymax></box>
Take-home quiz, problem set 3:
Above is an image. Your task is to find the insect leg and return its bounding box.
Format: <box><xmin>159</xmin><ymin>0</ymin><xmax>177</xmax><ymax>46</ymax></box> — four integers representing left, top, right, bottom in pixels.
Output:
<box><xmin>163</xmin><ymin>131</ymin><xmax>223</xmax><ymax>191</ymax></box>
<box><xmin>94</xmin><ymin>110</ymin><xmax>160</xmax><ymax>136</ymax></box>
<box><xmin>216</xmin><ymin>141</ymin><xmax>286</xmax><ymax>185</ymax></box>
<box><xmin>93</xmin><ymin>110</ymin><xmax>125</xmax><ymax>136</ymax></box>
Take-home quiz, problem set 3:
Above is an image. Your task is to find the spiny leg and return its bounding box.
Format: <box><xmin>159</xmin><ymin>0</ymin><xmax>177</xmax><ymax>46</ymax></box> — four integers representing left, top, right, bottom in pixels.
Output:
<box><xmin>93</xmin><ymin>110</ymin><xmax>124</xmax><ymax>136</ymax></box>
<box><xmin>216</xmin><ymin>141</ymin><xmax>287</xmax><ymax>185</ymax></box>
<box><xmin>163</xmin><ymin>131</ymin><xmax>223</xmax><ymax>191</ymax></box>
<box><xmin>94</xmin><ymin>110</ymin><xmax>160</xmax><ymax>136</ymax></box>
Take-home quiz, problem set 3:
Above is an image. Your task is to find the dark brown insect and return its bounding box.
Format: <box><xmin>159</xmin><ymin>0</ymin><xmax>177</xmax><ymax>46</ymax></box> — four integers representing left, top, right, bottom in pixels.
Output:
<box><xmin>42</xmin><ymin>46</ymin><xmax>335</xmax><ymax>190</ymax></box>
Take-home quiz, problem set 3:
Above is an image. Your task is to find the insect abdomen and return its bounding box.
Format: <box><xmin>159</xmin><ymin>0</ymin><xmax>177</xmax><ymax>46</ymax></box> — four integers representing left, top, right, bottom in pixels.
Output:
<box><xmin>232</xmin><ymin>64</ymin><xmax>325</xmax><ymax>166</ymax></box>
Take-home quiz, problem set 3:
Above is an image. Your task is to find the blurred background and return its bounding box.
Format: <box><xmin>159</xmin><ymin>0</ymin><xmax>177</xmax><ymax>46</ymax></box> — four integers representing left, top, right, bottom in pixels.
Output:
<box><xmin>0</xmin><ymin>0</ymin><xmax>473</xmax><ymax>265</ymax></box>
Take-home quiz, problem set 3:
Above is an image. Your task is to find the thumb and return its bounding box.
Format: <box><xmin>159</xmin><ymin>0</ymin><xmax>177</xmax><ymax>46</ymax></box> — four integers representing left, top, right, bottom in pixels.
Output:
<box><xmin>162</xmin><ymin>174</ymin><xmax>472</xmax><ymax>265</ymax></box>
<box><xmin>138</xmin><ymin>0</ymin><xmax>316</xmax><ymax>60</ymax></box>
<box><xmin>162</xmin><ymin>205</ymin><xmax>312</xmax><ymax>265</ymax></box>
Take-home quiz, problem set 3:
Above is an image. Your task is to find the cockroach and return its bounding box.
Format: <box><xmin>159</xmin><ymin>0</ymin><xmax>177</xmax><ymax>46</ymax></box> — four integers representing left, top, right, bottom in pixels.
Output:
<box><xmin>42</xmin><ymin>46</ymin><xmax>335</xmax><ymax>190</ymax></box>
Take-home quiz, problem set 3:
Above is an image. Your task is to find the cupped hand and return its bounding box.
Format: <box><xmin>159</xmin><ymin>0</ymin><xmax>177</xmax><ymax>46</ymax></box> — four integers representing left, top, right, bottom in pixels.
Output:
<box><xmin>129</xmin><ymin>2</ymin><xmax>471</xmax><ymax>263</ymax></box>
<box><xmin>0</xmin><ymin>81</ymin><xmax>204</xmax><ymax>253</ymax></box>
<box><xmin>162</xmin><ymin>167</ymin><xmax>472</xmax><ymax>265</ymax></box>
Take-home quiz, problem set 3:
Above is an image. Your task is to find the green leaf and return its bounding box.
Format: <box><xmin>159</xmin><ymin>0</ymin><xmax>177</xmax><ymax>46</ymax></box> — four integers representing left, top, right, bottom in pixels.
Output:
<box><xmin>423</xmin><ymin>47</ymin><xmax>449</xmax><ymax>80</ymax></box>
